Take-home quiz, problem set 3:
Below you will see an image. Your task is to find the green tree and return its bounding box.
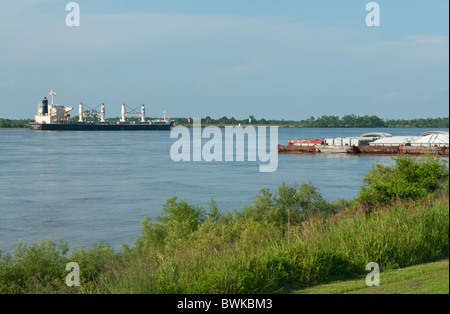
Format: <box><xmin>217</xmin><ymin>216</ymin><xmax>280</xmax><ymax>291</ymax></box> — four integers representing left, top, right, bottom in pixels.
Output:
<box><xmin>239</xmin><ymin>182</ymin><xmax>329</xmax><ymax>228</ymax></box>
<box><xmin>358</xmin><ymin>155</ymin><xmax>449</xmax><ymax>207</ymax></box>
<box><xmin>136</xmin><ymin>197</ymin><xmax>206</xmax><ymax>252</ymax></box>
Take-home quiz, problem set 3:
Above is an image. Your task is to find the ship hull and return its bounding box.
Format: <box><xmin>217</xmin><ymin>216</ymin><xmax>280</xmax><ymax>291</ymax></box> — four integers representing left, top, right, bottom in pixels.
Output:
<box><xmin>30</xmin><ymin>122</ymin><xmax>173</xmax><ymax>131</ymax></box>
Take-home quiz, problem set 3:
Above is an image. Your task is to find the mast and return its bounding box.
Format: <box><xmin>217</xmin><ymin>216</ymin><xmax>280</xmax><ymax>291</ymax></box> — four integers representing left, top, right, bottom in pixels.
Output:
<box><xmin>79</xmin><ymin>103</ymin><xmax>84</xmax><ymax>122</ymax></box>
<box><xmin>121</xmin><ymin>104</ymin><xmax>126</xmax><ymax>122</ymax></box>
<box><xmin>141</xmin><ymin>104</ymin><xmax>146</xmax><ymax>122</ymax></box>
<box><xmin>101</xmin><ymin>103</ymin><xmax>105</xmax><ymax>122</ymax></box>
<box><xmin>49</xmin><ymin>89</ymin><xmax>56</xmax><ymax>105</ymax></box>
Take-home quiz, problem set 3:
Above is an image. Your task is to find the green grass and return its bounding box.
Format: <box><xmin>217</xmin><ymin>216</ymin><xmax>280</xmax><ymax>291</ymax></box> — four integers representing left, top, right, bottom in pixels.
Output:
<box><xmin>294</xmin><ymin>259</ymin><xmax>449</xmax><ymax>294</ymax></box>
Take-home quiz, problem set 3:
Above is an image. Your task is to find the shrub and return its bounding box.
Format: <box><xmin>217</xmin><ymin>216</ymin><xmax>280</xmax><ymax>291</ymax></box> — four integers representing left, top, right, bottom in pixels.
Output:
<box><xmin>238</xmin><ymin>182</ymin><xmax>332</xmax><ymax>228</ymax></box>
<box><xmin>69</xmin><ymin>243</ymin><xmax>120</xmax><ymax>284</ymax></box>
<box><xmin>0</xmin><ymin>240</ymin><xmax>69</xmax><ymax>293</ymax></box>
<box><xmin>358</xmin><ymin>155</ymin><xmax>449</xmax><ymax>207</ymax></box>
<box><xmin>135</xmin><ymin>197</ymin><xmax>206</xmax><ymax>253</ymax></box>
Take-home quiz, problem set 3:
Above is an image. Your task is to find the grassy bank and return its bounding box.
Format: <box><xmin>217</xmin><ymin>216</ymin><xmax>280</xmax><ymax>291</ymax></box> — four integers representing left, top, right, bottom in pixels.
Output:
<box><xmin>0</xmin><ymin>155</ymin><xmax>448</xmax><ymax>294</ymax></box>
<box><xmin>98</xmin><ymin>194</ymin><xmax>448</xmax><ymax>294</ymax></box>
<box><xmin>294</xmin><ymin>259</ymin><xmax>449</xmax><ymax>294</ymax></box>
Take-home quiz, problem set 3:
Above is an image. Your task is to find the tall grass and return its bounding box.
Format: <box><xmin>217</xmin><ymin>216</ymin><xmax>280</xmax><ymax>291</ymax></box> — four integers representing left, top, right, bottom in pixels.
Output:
<box><xmin>100</xmin><ymin>195</ymin><xmax>448</xmax><ymax>294</ymax></box>
<box><xmin>0</xmin><ymin>155</ymin><xmax>448</xmax><ymax>294</ymax></box>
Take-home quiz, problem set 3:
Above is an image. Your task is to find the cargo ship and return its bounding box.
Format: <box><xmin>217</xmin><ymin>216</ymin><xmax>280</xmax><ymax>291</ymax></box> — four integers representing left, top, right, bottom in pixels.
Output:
<box><xmin>279</xmin><ymin>131</ymin><xmax>449</xmax><ymax>156</ymax></box>
<box><xmin>29</xmin><ymin>90</ymin><xmax>174</xmax><ymax>131</ymax></box>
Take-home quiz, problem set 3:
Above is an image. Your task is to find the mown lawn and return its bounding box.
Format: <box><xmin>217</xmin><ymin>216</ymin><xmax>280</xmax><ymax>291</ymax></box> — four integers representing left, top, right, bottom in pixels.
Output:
<box><xmin>294</xmin><ymin>259</ymin><xmax>449</xmax><ymax>294</ymax></box>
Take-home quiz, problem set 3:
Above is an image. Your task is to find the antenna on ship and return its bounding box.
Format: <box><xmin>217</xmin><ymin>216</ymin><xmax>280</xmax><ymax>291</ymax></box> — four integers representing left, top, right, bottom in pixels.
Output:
<box><xmin>49</xmin><ymin>89</ymin><xmax>56</xmax><ymax>105</ymax></box>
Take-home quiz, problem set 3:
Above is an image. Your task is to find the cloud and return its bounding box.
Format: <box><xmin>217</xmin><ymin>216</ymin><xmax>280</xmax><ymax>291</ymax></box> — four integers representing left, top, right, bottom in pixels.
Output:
<box><xmin>412</xmin><ymin>35</ymin><xmax>448</xmax><ymax>44</ymax></box>
<box><xmin>383</xmin><ymin>91</ymin><xmax>402</xmax><ymax>101</ymax></box>
<box><xmin>230</xmin><ymin>58</ymin><xmax>265</xmax><ymax>74</ymax></box>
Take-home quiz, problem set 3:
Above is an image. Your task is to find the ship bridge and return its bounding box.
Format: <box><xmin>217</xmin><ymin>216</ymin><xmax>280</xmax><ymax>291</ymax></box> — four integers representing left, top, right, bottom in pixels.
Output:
<box><xmin>34</xmin><ymin>89</ymin><xmax>73</xmax><ymax>124</ymax></box>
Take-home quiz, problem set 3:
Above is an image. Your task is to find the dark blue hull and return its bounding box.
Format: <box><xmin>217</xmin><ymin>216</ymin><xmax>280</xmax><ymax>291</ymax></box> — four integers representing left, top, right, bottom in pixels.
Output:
<box><xmin>30</xmin><ymin>121</ymin><xmax>173</xmax><ymax>131</ymax></box>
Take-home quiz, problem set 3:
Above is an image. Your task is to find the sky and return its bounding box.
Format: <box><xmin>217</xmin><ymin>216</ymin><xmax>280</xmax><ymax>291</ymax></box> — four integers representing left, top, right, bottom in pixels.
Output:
<box><xmin>0</xmin><ymin>0</ymin><xmax>448</xmax><ymax>120</ymax></box>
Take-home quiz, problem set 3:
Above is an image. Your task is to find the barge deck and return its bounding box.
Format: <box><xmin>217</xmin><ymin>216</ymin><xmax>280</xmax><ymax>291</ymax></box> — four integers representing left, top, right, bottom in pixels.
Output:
<box><xmin>279</xmin><ymin>131</ymin><xmax>449</xmax><ymax>156</ymax></box>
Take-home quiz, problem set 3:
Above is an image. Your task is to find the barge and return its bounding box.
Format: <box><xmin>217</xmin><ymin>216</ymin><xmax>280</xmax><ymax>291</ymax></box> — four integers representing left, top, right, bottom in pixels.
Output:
<box><xmin>29</xmin><ymin>90</ymin><xmax>174</xmax><ymax>131</ymax></box>
<box><xmin>278</xmin><ymin>131</ymin><xmax>449</xmax><ymax>156</ymax></box>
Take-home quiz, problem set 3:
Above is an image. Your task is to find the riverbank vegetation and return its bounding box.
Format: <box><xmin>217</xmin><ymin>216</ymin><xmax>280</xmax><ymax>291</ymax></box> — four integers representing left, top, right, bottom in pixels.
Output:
<box><xmin>0</xmin><ymin>155</ymin><xmax>448</xmax><ymax>294</ymax></box>
<box><xmin>0</xmin><ymin>119</ymin><xmax>32</xmax><ymax>128</ymax></box>
<box><xmin>173</xmin><ymin>115</ymin><xmax>449</xmax><ymax>128</ymax></box>
<box><xmin>1</xmin><ymin>115</ymin><xmax>449</xmax><ymax>128</ymax></box>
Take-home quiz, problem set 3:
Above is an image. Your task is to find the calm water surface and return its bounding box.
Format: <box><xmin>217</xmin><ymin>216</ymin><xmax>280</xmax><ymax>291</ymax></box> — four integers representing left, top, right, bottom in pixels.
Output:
<box><xmin>0</xmin><ymin>127</ymin><xmax>447</xmax><ymax>252</ymax></box>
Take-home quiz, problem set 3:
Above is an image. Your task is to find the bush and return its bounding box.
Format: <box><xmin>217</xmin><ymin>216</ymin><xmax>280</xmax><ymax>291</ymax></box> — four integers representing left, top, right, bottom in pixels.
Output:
<box><xmin>238</xmin><ymin>182</ymin><xmax>333</xmax><ymax>228</ymax></box>
<box><xmin>0</xmin><ymin>240</ymin><xmax>69</xmax><ymax>293</ymax></box>
<box><xmin>69</xmin><ymin>243</ymin><xmax>120</xmax><ymax>283</ymax></box>
<box><xmin>135</xmin><ymin>197</ymin><xmax>206</xmax><ymax>254</ymax></box>
<box><xmin>0</xmin><ymin>241</ymin><xmax>120</xmax><ymax>294</ymax></box>
<box><xmin>357</xmin><ymin>155</ymin><xmax>449</xmax><ymax>207</ymax></box>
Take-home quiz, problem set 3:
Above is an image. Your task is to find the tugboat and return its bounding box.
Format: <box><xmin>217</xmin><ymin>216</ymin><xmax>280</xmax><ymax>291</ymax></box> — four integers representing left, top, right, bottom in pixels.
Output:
<box><xmin>29</xmin><ymin>89</ymin><xmax>174</xmax><ymax>131</ymax></box>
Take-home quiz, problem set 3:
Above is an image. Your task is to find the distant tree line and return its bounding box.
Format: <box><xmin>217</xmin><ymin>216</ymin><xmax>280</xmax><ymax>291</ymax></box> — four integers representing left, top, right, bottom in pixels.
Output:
<box><xmin>174</xmin><ymin>115</ymin><xmax>303</xmax><ymax>127</ymax></box>
<box><xmin>301</xmin><ymin>115</ymin><xmax>449</xmax><ymax>128</ymax></box>
<box><xmin>1</xmin><ymin>115</ymin><xmax>449</xmax><ymax>128</ymax></box>
<box><xmin>384</xmin><ymin>117</ymin><xmax>449</xmax><ymax>128</ymax></box>
<box><xmin>0</xmin><ymin>119</ymin><xmax>32</xmax><ymax>128</ymax></box>
<box><xmin>173</xmin><ymin>115</ymin><xmax>449</xmax><ymax>128</ymax></box>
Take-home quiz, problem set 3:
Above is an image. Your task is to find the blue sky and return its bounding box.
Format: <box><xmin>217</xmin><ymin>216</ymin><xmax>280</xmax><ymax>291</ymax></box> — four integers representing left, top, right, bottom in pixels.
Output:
<box><xmin>0</xmin><ymin>0</ymin><xmax>448</xmax><ymax>120</ymax></box>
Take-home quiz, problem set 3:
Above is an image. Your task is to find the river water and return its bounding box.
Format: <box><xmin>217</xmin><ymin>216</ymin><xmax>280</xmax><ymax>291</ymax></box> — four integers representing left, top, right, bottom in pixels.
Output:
<box><xmin>0</xmin><ymin>127</ymin><xmax>447</xmax><ymax>252</ymax></box>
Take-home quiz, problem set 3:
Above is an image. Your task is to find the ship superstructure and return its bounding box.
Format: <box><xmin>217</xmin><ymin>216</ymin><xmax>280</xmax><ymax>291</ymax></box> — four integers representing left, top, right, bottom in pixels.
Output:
<box><xmin>33</xmin><ymin>90</ymin><xmax>74</xmax><ymax>125</ymax></box>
